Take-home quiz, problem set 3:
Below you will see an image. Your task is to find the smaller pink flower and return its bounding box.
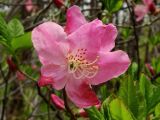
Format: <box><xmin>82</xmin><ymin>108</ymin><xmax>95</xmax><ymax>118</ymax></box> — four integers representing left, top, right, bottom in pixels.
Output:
<box><xmin>134</xmin><ymin>0</ymin><xmax>156</xmax><ymax>21</ymax></box>
<box><xmin>25</xmin><ymin>0</ymin><xmax>34</xmax><ymax>12</ymax></box>
<box><xmin>51</xmin><ymin>94</ymin><xmax>65</xmax><ymax>110</ymax></box>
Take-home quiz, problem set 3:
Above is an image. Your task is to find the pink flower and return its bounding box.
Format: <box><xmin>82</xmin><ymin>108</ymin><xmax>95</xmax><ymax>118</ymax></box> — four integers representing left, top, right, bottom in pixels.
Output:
<box><xmin>134</xmin><ymin>0</ymin><xmax>156</xmax><ymax>21</ymax></box>
<box><xmin>51</xmin><ymin>94</ymin><xmax>65</xmax><ymax>110</ymax></box>
<box><xmin>32</xmin><ymin>5</ymin><xmax>130</xmax><ymax>108</ymax></box>
<box><xmin>25</xmin><ymin>0</ymin><xmax>33</xmax><ymax>12</ymax></box>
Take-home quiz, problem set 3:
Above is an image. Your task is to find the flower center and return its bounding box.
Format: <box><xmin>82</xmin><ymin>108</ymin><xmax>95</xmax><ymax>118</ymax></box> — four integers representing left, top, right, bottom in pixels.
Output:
<box><xmin>66</xmin><ymin>48</ymin><xmax>99</xmax><ymax>79</ymax></box>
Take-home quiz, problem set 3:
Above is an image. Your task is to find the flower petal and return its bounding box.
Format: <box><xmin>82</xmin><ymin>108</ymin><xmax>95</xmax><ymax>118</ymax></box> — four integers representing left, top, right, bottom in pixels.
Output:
<box><xmin>32</xmin><ymin>22</ymin><xmax>68</xmax><ymax>65</ymax></box>
<box><xmin>67</xmin><ymin>19</ymin><xmax>104</xmax><ymax>61</ymax></box>
<box><xmin>65</xmin><ymin>5</ymin><xmax>87</xmax><ymax>34</ymax></box>
<box><xmin>100</xmin><ymin>24</ymin><xmax>118</xmax><ymax>52</ymax></box>
<box><xmin>41</xmin><ymin>64</ymin><xmax>67</xmax><ymax>90</ymax></box>
<box><xmin>51</xmin><ymin>94</ymin><xmax>65</xmax><ymax>110</ymax></box>
<box><xmin>134</xmin><ymin>5</ymin><xmax>148</xmax><ymax>22</ymax></box>
<box><xmin>90</xmin><ymin>50</ymin><xmax>130</xmax><ymax>85</ymax></box>
<box><xmin>65</xmin><ymin>79</ymin><xmax>100</xmax><ymax>108</ymax></box>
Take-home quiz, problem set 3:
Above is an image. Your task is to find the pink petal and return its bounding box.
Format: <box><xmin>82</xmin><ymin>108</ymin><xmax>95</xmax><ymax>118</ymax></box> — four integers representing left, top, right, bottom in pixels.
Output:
<box><xmin>65</xmin><ymin>79</ymin><xmax>100</xmax><ymax>108</ymax></box>
<box><xmin>32</xmin><ymin>22</ymin><xmax>68</xmax><ymax>65</ymax></box>
<box><xmin>67</xmin><ymin>19</ymin><xmax>104</xmax><ymax>61</ymax></box>
<box><xmin>134</xmin><ymin>5</ymin><xmax>148</xmax><ymax>22</ymax></box>
<box><xmin>65</xmin><ymin>5</ymin><xmax>87</xmax><ymax>34</ymax></box>
<box><xmin>143</xmin><ymin>0</ymin><xmax>153</xmax><ymax>5</ymax></box>
<box><xmin>51</xmin><ymin>94</ymin><xmax>65</xmax><ymax>110</ymax></box>
<box><xmin>100</xmin><ymin>24</ymin><xmax>118</xmax><ymax>52</ymax></box>
<box><xmin>41</xmin><ymin>64</ymin><xmax>67</xmax><ymax>90</ymax></box>
<box><xmin>90</xmin><ymin>50</ymin><xmax>130</xmax><ymax>85</ymax></box>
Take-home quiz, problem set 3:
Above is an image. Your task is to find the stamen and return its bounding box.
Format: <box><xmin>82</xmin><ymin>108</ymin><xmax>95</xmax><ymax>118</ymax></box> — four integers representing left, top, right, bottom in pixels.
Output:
<box><xmin>67</xmin><ymin>49</ymin><xmax>99</xmax><ymax>79</ymax></box>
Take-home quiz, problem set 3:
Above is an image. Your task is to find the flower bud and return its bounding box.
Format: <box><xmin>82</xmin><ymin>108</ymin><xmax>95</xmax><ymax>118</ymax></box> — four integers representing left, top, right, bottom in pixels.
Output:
<box><xmin>145</xmin><ymin>63</ymin><xmax>155</xmax><ymax>76</ymax></box>
<box><xmin>6</xmin><ymin>57</ymin><xmax>17</xmax><ymax>72</ymax></box>
<box><xmin>51</xmin><ymin>94</ymin><xmax>65</xmax><ymax>110</ymax></box>
<box><xmin>148</xmin><ymin>3</ymin><xmax>156</xmax><ymax>13</ymax></box>
<box><xmin>53</xmin><ymin>0</ymin><xmax>64</xmax><ymax>8</ymax></box>
<box><xmin>16</xmin><ymin>71</ymin><xmax>25</xmax><ymax>81</ymax></box>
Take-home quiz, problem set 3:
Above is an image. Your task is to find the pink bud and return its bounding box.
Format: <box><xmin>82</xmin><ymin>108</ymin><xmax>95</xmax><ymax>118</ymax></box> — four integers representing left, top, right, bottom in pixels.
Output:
<box><xmin>51</xmin><ymin>94</ymin><xmax>65</xmax><ymax>110</ymax></box>
<box><xmin>53</xmin><ymin>0</ymin><xmax>64</xmax><ymax>8</ymax></box>
<box><xmin>145</xmin><ymin>63</ymin><xmax>155</xmax><ymax>76</ymax></box>
<box><xmin>148</xmin><ymin>3</ymin><xmax>156</xmax><ymax>13</ymax></box>
<box><xmin>16</xmin><ymin>71</ymin><xmax>25</xmax><ymax>81</ymax></box>
<box><xmin>6</xmin><ymin>57</ymin><xmax>17</xmax><ymax>72</ymax></box>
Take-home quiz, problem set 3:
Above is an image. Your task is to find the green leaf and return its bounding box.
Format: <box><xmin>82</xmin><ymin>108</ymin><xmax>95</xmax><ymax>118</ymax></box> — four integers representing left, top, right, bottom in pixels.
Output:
<box><xmin>155</xmin><ymin>103</ymin><xmax>160</xmax><ymax>117</ymax></box>
<box><xmin>101</xmin><ymin>98</ymin><xmax>112</xmax><ymax>120</ymax></box>
<box><xmin>11</xmin><ymin>32</ymin><xmax>32</xmax><ymax>51</ymax></box>
<box><xmin>100</xmin><ymin>84</ymin><xmax>108</xmax><ymax>101</ymax></box>
<box><xmin>139</xmin><ymin>74</ymin><xmax>153</xmax><ymax>105</ymax></box>
<box><xmin>109</xmin><ymin>98</ymin><xmax>135</xmax><ymax>120</ymax></box>
<box><xmin>0</xmin><ymin>15</ymin><xmax>12</xmax><ymax>41</ymax></box>
<box><xmin>8</xmin><ymin>18</ymin><xmax>24</xmax><ymax>38</ymax></box>
<box><xmin>139</xmin><ymin>74</ymin><xmax>160</xmax><ymax>113</ymax></box>
<box><xmin>147</xmin><ymin>87</ymin><xmax>160</xmax><ymax>112</ymax></box>
<box><xmin>85</xmin><ymin>106</ymin><xmax>105</xmax><ymax>120</ymax></box>
<box><xmin>119</xmin><ymin>76</ymin><xmax>139</xmax><ymax>118</ymax></box>
<box><xmin>103</xmin><ymin>0</ymin><xmax>123</xmax><ymax>13</ymax></box>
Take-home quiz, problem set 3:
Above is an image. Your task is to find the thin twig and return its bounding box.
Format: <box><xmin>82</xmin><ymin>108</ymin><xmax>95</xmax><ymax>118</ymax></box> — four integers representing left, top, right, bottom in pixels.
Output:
<box><xmin>63</xmin><ymin>89</ymin><xmax>76</xmax><ymax>120</ymax></box>
<box><xmin>34</xmin><ymin>1</ymin><xmax>53</xmax><ymax>23</ymax></box>
<box><xmin>0</xmin><ymin>64</ymin><xmax>10</xmax><ymax>120</ymax></box>
<box><xmin>125</xmin><ymin>0</ymin><xmax>140</xmax><ymax>80</ymax></box>
<box><xmin>151</xmin><ymin>72</ymin><xmax>160</xmax><ymax>81</ymax></box>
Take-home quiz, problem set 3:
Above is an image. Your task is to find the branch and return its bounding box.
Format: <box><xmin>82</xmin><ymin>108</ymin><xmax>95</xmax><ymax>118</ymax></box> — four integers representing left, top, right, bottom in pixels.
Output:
<box><xmin>151</xmin><ymin>72</ymin><xmax>160</xmax><ymax>81</ymax></box>
<box><xmin>125</xmin><ymin>0</ymin><xmax>140</xmax><ymax>79</ymax></box>
<box><xmin>0</xmin><ymin>64</ymin><xmax>11</xmax><ymax>120</ymax></box>
<box><xmin>63</xmin><ymin>89</ymin><xmax>76</xmax><ymax>120</ymax></box>
<box><xmin>34</xmin><ymin>1</ymin><xmax>53</xmax><ymax>23</ymax></box>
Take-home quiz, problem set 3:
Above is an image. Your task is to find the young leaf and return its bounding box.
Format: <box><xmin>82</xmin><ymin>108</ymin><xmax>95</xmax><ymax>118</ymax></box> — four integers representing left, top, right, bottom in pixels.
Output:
<box><xmin>101</xmin><ymin>98</ymin><xmax>112</xmax><ymax>120</ymax></box>
<box><xmin>139</xmin><ymin>74</ymin><xmax>153</xmax><ymax>105</ymax></box>
<box><xmin>0</xmin><ymin>15</ymin><xmax>12</xmax><ymax>41</ymax></box>
<box><xmin>109</xmin><ymin>98</ymin><xmax>135</xmax><ymax>120</ymax></box>
<box><xmin>102</xmin><ymin>0</ymin><xmax>123</xmax><ymax>13</ymax></box>
<box><xmin>119</xmin><ymin>76</ymin><xmax>139</xmax><ymax>118</ymax></box>
<box><xmin>8</xmin><ymin>18</ymin><xmax>24</xmax><ymax>38</ymax></box>
<box><xmin>85</xmin><ymin>106</ymin><xmax>105</xmax><ymax>120</ymax></box>
<box><xmin>11</xmin><ymin>32</ymin><xmax>32</xmax><ymax>51</ymax></box>
<box><xmin>147</xmin><ymin>87</ymin><xmax>160</xmax><ymax>113</ymax></box>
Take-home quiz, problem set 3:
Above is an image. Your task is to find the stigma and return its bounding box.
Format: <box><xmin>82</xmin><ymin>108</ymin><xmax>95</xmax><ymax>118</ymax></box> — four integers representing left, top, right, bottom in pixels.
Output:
<box><xmin>66</xmin><ymin>48</ymin><xmax>99</xmax><ymax>79</ymax></box>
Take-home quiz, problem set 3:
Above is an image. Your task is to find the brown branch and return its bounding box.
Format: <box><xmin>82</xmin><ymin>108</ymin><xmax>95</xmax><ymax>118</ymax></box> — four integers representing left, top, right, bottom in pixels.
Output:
<box><xmin>125</xmin><ymin>0</ymin><xmax>140</xmax><ymax>80</ymax></box>
<box><xmin>0</xmin><ymin>64</ymin><xmax>11</xmax><ymax>120</ymax></box>
<box><xmin>63</xmin><ymin>89</ymin><xmax>76</xmax><ymax>120</ymax></box>
<box><xmin>34</xmin><ymin>1</ymin><xmax>53</xmax><ymax>23</ymax></box>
